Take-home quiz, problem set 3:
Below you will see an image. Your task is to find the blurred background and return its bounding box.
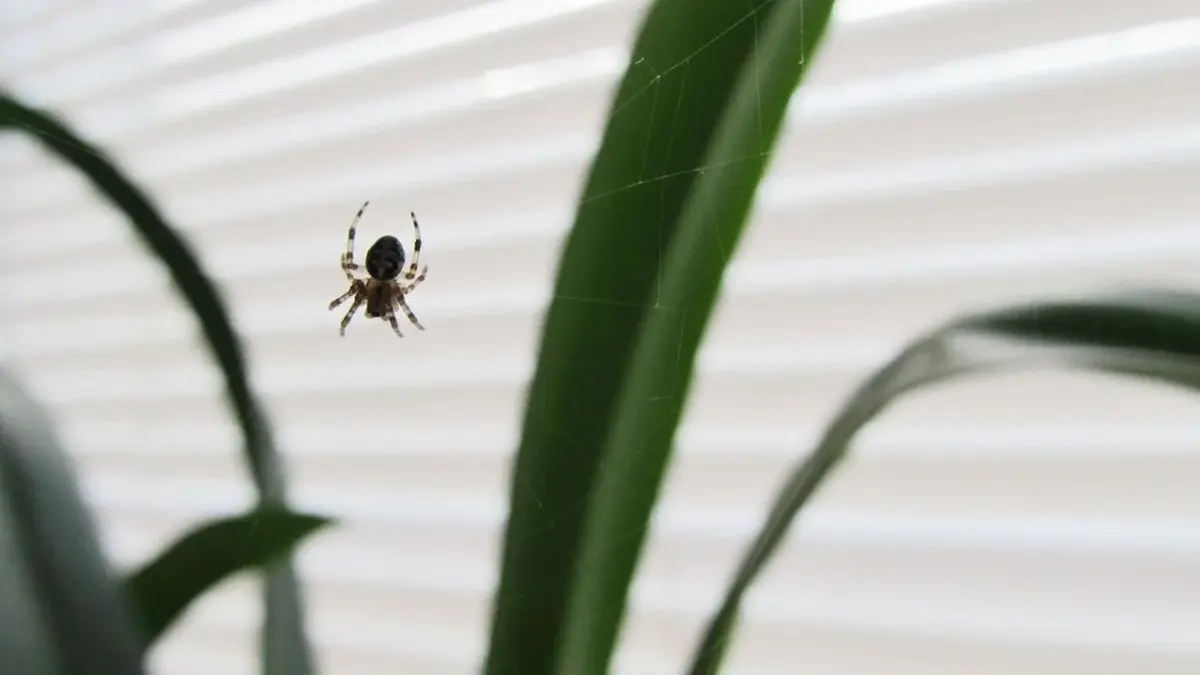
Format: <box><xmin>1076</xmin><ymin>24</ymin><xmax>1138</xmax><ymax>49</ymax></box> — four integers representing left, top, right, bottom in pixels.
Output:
<box><xmin>2</xmin><ymin>0</ymin><xmax>1200</xmax><ymax>674</ymax></box>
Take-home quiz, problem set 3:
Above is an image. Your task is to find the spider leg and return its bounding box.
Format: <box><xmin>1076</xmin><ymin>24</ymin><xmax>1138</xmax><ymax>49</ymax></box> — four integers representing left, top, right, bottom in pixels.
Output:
<box><xmin>385</xmin><ymin>312</ymin><xmax>405</xmax><ymax>338</ymax></box>
<box><xmin>342</xmin><ymin>201</ymin><xmax>369</xmax><ymax>282</ymax></box>
<box><xmin>328</xmin><ymin>286</ymin><xmax>356</xmax><ymax>310</ymax></box>
<box><xmin>396</xmin><ymin>294</ymin><xmax>425</xmax><ymax>331</ymax></box>
<box><xmin>339</xmin><ymin>296</ymin><xmax>364</xmax><ymax>336</ymax></box>
<box><xmin>403</xmin><ymin>210</ymin><xmax>423</xmax><ymax>281</ymax></box>
<box><xmin>400</xmin><ymin>265</ymin><xmax>428</xmax><ymax>293</ymax></box>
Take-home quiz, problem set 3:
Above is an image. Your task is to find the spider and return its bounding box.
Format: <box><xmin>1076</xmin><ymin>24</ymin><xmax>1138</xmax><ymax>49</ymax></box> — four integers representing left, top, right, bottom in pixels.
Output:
<box><xmin>327</xmin><ymin>201</ymin><xmax>429</xmax><ymax>337</ymax></box>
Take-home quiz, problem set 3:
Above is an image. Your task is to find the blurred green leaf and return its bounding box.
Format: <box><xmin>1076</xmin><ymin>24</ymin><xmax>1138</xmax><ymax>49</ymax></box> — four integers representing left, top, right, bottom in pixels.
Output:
<box><xmin>0</xmin><ymin>91</ymin><xmax>315</xmax><ymax>674</ymax></box>
<box><xmin>0</xmin><ymin>506</ymin><xmax>63</xmax><ymax>675</ymax></box>
<box><xmin>0</xmin><ymin>93</ymin><xmax>284</xmax><ymax>502</ymax></box>
<box><xmin>483</xmin><ymin>1</ymin><xmax>835</xmax><ymax>674</ymax></box>
<box><xmin>124</xmin><ymin>510</ymin><xmax>332</xmax><ymax>647</ymax></box>
<box><xmin>687</xmin><ymin>289</ymin><xmax>1200</xmax><ymax>675</ymax></box>
<box><xmin>0</xmin><ymin>369</ymin><xmax>146</xmax><ymax>675</ymax></box>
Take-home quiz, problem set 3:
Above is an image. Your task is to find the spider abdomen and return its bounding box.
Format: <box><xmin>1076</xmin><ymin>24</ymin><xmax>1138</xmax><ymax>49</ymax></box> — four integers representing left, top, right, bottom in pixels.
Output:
<box><xmin>365</xmin><ymin>235</ymin><xmax>406</xmax><ymax>280</ymax></box>
<box><xmin>363</xmin><ymin>280</ymin><xmax>397</xmax><ymax>318</ymax></box>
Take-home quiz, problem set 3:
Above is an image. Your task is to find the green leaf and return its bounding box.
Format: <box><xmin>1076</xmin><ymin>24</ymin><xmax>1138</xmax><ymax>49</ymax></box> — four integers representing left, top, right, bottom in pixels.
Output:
<box><xmin>0</xmin><ymin>93</ymin><xmax>285</xmax><ymax>504</ymax></box>
<box><xmin>0</xmin><ymin>509</ymin><xmax>63</xmax><ymax>675</ymax></box>
<box><xmin>686</xmin><ymin>289</ymin><xmax>1200</xmax><ymax>675</ymax></box>
<box><xmin>482</xmin><ymin>1</ymin><xmax>836</xmax><ymax>674</ymax></box>
<box><xmin>0</xmin><ymin>369</ymin><xmax>146</xmax><ymax>675</ymax></box>
<box><xmin>557</xmin><ymin>2</ymin><xmax>836</xmax><ymax>674</ymax></box>
<box><xmin>0</xmin><ymin>91</ymin><xmax>316</xmax><ymax>674</ymax></box>
<box><xmin>124</xmin><ymin>510</ymin><xmax>332</xmax><ymax>648</ymax></box>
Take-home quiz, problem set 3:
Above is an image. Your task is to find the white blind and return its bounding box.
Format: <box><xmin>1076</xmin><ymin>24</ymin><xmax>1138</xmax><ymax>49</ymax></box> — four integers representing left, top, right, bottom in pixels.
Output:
<box><xmin>3</xmin><ymin>1</ymin><xmax>1200</xmax><ymax>674</ymax></box>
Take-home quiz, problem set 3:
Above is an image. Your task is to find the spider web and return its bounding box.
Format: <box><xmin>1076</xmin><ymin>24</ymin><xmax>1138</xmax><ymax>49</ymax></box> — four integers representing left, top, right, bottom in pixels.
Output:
<box><xmin>0</xmin><ymin>1</ymin><xmax>806</xmax><ymax>674</ymax></box>
<box><xmin>488</xmin><ymin>2</ymin><xmax>804</xmax><ymax>673</ymax></box>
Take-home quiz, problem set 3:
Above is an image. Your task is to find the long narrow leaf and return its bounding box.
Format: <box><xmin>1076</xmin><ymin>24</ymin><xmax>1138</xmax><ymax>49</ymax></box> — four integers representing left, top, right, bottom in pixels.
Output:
<box><xmin>481</xmin><ymin>2</ymin><xmax>821</xmax><ymax>674</ymax></box>
<box><xmin>124</xmin><ymin>510</ymin><xmax>332</xmax><ymax>648</ymax></box>
<box><xmin>0</xmin><ymin>95</ymin><xmax>282</xmax><ymax>500</ymax></box>
<box><xmin>687</xmin><ymin>289</ymin><xmax>1200</xmax><ymax>675</ymax></box>
<box><xmin>0</xmin><ymin>505</ymin><xmax>63</xmax><ymax>675</ymax></box>
<box><xmin>0</xmin><ymin>369</ymin><xmax>145</xmax><ymax>675</ymax></box>
<box><xmin>0</xmin><ymin>92</ymin><xmax>315</xmax><ymax>674</ymax></box>
<box><xmin>553</xmin><ymin>2</ymin><xmax>837</xmax><ymax>674</ymax></box>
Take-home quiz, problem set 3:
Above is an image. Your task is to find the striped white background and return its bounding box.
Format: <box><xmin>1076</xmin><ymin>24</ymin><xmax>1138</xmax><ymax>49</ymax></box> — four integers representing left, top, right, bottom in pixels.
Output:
<box><xmin>2</xmin><ymin>0</ymin><xmax>1200</xmax><ymax>674</ymax></box>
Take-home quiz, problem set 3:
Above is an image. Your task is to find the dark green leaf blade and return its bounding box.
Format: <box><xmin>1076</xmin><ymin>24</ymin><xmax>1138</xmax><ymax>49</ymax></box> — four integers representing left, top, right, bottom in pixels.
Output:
<box><xmin>481</xmin><ymin>2</ymin><xmax>831</xmax><ymax>674</ymax></box>
<box><xmin>124</xmin><ymin>510</ymin><xmax>332</xmax><ymax>647</ymax></box>
<box><xmin>0</xmin><ymin>91</ymin><xmax>315</xmax><ymax>675</ymax></box>
<box><xmin>0</xmin><ymin>369</ymin><xmax>146</xmax><ymax>675</ymax></box>
<box><xmin>554</xmin><ymin>1</ymin><xmax>837</xmax><ymax>673</ymax></box>
<box><xmin>0</xmin><ymin>92</ymin><xmax>282</xmax><ymax>501</ymax></box>
<box><xmin>958</xmin><ymin>288</ymin><xmax>1200</xmax><ymax>358</ymax></box>
<box><xmin>687</xmin><ymin>289</ymin><xmax>1200</xmax><ymax>675</ymax></box>
<box><xmin>0</xmin><ymin>505</ymin><xmax>64</xmax><ymax>675</ymax></box>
